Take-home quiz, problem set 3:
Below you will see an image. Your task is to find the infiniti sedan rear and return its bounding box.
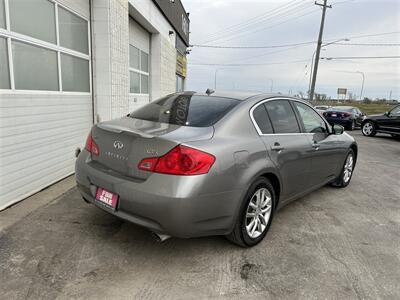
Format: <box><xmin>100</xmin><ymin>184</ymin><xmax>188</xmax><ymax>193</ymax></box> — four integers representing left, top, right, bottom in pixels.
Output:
<box><xmin>76</xmin><ymin>92</ymin><xmax>357</xmax><ymax>247</ymax></box>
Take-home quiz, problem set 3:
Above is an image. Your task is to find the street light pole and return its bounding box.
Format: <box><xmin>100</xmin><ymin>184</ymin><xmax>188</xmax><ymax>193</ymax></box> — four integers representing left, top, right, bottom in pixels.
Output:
<box><xmin>308</xmin><ymin>38</ymin><xmax>349</xmax><ymax>98</ymax></box>
<box><xmin>268</xmin><ymin>78</ymin><xmax>273</xmax><ymax>92</ymax></box>
<box><xmin>356</xmin><ymin>71</ymin><xmax>365</xmax><ymax>100</ymax></box>
<box><xmin>214</xmin><ymin>68</ymin><xmax>221</xmax><ymax>90</ymax></box>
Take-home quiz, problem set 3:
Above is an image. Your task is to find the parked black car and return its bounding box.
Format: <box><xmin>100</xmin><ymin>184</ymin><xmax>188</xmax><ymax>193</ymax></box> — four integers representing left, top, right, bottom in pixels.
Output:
<box><xmin>323</xmin><ymin>106</ymin><xmax>365</xmax><ymax>131</ymax></box>
<box><xmin>361</xmin><ymin>105</ymin><xmax>400</xmax><ymax>137</ymax></box>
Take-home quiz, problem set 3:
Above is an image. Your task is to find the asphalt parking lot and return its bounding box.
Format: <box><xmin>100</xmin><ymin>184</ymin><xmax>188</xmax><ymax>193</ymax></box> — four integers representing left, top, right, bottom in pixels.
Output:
<box><xmin>1</xmin><ymin>131</ymin><xmax>399</xmax><ymax>299</ymax></box>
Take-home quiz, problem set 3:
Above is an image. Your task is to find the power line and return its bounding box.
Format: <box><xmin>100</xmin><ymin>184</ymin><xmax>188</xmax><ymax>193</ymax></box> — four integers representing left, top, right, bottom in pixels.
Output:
<box><xmin>327</xmin><ymin>31</ymin><xmax>400</xmax><ymax>41</ymax></box>
<box><xmin>322</xmin><ymin>56</ymin><xmax>400</xmax><ymax>60</ymax></box>
<box><xmin>191</xmin><ymin>41</ymin><xmax>316</xmax><ymax>49</ymax></box>
<box><xmin>188</xmin><ymin>59</ymin><xmax>310</xmax><ymax>67</ymax></box>
<box><xmin>201</xmin><ymin>2</ymin><xmax>316</xmax><ymax>45</ymax></box>
<box><xmin>199</xmin><ymin>0</ymin><xmax>310</xmax><ymax>44</ymax></box>
<box><xmin>199</xmin><ymin>0</ymin><xmax>303</xmax><ymax>43</ymax></box>
<box><xmin>334</xmin><ymin>42</ymin><xmax>400</xmax><ymax>46</ymax></box>
<box><xmin>191</xmin><ymin>41</ymin><xmax>400</xmax><ymax>49</ymax></box>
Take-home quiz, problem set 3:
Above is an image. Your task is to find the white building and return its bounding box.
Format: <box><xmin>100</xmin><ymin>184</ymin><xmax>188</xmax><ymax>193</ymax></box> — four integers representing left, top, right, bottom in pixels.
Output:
<box><xmin>0</xmin><ymin>0</ymin><xmax>190</xmax><ymax>210</ymax></box>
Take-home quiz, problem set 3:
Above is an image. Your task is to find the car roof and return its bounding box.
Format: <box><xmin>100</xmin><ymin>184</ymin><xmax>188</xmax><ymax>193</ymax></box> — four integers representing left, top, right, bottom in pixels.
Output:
<box><xmin>187</xmin><ymin>90</ymin><xmax>293</xmax><ymax>101</ymax></box>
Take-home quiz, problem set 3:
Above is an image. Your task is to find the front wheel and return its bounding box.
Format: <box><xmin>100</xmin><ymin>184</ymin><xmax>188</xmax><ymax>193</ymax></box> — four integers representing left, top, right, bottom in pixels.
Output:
<box><xmin>362</xmin><ymin>121</ymin><xmax>376</xmax><ymax>137</ymax></box>
<box><xmin>331</xmin><ymin>150</ymin><xmax>355</xmax><ymax>188</ymax></box>
<box><xmin>226</xmin><ymin>178</ymin><xmax>275</xmax><ymax>247</ymax></box>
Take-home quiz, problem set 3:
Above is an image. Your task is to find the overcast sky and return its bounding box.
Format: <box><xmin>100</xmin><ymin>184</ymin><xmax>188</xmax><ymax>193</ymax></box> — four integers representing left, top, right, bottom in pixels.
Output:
<box><xmin>182</xmin><ymin>0</ymin><xmax>400</xmax><ymax>99</ymax></box>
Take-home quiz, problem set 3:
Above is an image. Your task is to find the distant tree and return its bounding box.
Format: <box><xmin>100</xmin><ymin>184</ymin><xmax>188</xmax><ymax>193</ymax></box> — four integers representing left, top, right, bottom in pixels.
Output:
<box><xmin>315</xmin><ymin>93</ymin><xmax>327</xmax><ymax>101</ymax></box>
<box><xmin>348</xmin><ymin>92</ymin><xmax>356</xmax><ymax>100</ymax></box>
<box><xmin>363</xmin><ymin>97</ymin><xmax>372</xmax><ymax>104</ymax></box>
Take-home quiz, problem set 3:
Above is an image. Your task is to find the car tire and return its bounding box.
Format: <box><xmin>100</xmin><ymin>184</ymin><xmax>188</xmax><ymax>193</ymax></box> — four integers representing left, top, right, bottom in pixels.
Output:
<box><xmin>331</xmin><ymin>149</ymin><xmax>355</xmax><ymax>188</ymax></box>
<box><xmin>362</xmin><ymin>121</ymin><xmax>376</xmax><ymax>137</ymax></box>
<box><xmin>226</xmin><ymin>177</ymin><xmax>275</xmax><ymax>247</ymax></box>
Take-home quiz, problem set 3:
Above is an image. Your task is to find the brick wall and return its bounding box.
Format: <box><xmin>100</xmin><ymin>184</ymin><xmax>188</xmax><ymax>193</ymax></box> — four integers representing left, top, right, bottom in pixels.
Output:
<box><xmin>109</xmin><ymin>0</ymin><xmax>129</xmax><ymax>119</ymax></box>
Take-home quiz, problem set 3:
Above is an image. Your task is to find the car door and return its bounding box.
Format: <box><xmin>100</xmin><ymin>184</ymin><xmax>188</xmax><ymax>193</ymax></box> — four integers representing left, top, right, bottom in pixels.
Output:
<box><xmin>380</xmin><ymin>105</ymin><xmax>400</xmax><ymax>134</ymax></box>
<box><xmin>251</xmin><ymin>99</ymin><xmax>312</xmax><ymax>201</ymax></box>
<box><xmin>291</xmin><ymin>101</ymin><xmax>345</xmax><ymax>189</ymax></box>
<box><xmin>353</xmin><ymin>108</ymin><xmax>364</xmax><ymax>126</ymax></box>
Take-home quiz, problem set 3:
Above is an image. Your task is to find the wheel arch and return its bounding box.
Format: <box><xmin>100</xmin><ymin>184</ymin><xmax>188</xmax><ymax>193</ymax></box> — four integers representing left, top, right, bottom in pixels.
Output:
<box><xmin>259</xmin><ymin>172</ymin><xmax>281</xmax><ymax>209</ymax></box>
<box><xmin>350</xmin><ymin>143</ymin><xmax>358</xmax><ymax>165</ymax></box>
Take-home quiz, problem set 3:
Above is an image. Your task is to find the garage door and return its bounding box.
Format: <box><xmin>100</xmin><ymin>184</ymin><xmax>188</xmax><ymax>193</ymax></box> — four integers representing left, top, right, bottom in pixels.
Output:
<box><xmin>0</xmin><ymin>0</ymin><xmax>92</xmax><ymax>210</ymax></box>
<box><xmin>128</xmin><ymin>18</ymin><xmax>151</xmax><ymax>111</ymax></box>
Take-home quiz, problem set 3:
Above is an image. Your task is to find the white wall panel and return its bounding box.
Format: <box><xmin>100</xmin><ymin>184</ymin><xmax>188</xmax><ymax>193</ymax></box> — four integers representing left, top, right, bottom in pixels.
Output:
<box><xmin>0</xmin><ymin>93</ymin><xmax>92</xmax><ymax>210</ymax></box>
<box><xmin>129</xmin><ymin>18</ymin><xmax>150</xmax><ymax>53</ymax></box>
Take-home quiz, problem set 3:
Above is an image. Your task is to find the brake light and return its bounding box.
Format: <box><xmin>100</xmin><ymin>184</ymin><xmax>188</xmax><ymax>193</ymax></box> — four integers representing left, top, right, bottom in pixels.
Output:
<box><xmin>85</xmin><ymin>131</ymin><xmax>99</xmax><ymax>156</ymax></box>
<box><xmin>138</xmin><ymin>145</ymin><xmax>215</xmax><ymax>175</ymax></box>
<box><xmin>343</xmin><ymin>112</ymin><xmax>351</xmax><ymax>117</ymax></box>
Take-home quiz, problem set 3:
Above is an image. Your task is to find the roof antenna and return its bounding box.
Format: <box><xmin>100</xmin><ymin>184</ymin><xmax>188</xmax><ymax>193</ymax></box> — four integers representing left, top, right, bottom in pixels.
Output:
<box><xmin>206</xmin><ymin>88</ymin><xmax>215</xmax><ymax>96</ymax></box>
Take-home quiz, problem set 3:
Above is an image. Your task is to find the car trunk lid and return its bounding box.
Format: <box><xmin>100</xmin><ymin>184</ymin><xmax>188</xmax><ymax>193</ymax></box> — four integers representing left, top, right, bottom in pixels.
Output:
<box><xmin>90</xmin><ymin>117</ymin><xmax>214</xmax><ymax>180</ymax></box>
<box><xmin>324</xmin><ymin>111</ymin><xmax>351</xmax><ymax>119</ymax></box>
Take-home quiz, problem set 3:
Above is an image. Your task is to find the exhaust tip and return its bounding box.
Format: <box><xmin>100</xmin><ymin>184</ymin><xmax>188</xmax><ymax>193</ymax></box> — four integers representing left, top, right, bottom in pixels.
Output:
<box><xmin>151</xmin><ymin>232</ymin><xmax>171</xmax><ymax>242</ymax></box>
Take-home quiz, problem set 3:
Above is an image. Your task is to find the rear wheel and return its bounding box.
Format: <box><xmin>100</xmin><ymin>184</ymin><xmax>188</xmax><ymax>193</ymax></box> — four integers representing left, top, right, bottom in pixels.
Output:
<box><xmin>331</xmin><ymin>150</ymin><xmax>355</xmax><ymax>188</ymax></box>
<box><xmin>226</xmin><ymin>178</ymin><xmax>275</xmax><ymax>247</ymax></box>
<box><xmin>362</xmin><ymin>121</ymin><xmax>376</xmax><ymax>137</ymax></box>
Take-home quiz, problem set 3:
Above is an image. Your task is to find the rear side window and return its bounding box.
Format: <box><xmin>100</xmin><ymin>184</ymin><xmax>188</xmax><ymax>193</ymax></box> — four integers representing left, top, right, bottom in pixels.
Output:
<box><xmin>265</xmin><ymin>100</ymin><xmax>300</xmax><ymax>133</ymax></box>
<box><xmin>130</xmin><ymin>94</ymin><xmax>240</xmax><ymax>127</ymax></box>
<box><xmin>252</xmin><ymin>104</ymin><xmax>273</xmax><ymax>134</ymax></box>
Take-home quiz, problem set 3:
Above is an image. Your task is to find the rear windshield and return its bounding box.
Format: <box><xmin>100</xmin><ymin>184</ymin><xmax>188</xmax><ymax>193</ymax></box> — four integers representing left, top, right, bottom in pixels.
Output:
<box><xmin>327</xmin><ymin>106</ymin><xmax>353</xmax><ymax>112</ymax></box>
<box><xmin>129</xmin><ymin>94</ymin><xmax>240</xmax><ymax>127</ymax></box>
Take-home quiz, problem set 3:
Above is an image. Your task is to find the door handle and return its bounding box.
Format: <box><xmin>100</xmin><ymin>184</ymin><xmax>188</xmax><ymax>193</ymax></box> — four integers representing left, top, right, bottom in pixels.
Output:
<box><xmin>271</xmin><ymin>143</ymin><xmax>284</xmax><ymax>152</ymax></box>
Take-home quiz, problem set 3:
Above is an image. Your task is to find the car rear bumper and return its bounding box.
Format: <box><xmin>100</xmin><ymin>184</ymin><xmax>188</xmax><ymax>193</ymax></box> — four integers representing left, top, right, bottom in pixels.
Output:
<box><xmin>75</xmin><ymin>150</ymin><xmax>243</xmax><ymax>238</ymax></box>
<box><xmin>325</xmin><ymin>118</ymin><xmax>352</xmax><ymax>127</ymax></box>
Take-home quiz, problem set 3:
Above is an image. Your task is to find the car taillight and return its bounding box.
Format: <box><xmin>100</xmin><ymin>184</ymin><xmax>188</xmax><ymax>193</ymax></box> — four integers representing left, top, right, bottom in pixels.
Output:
<box><xmin>138</xmin><ymin>145</ymin><xmax>216</xmax><ymax>175</ymax></box>
<box><xmin>85</xmin><ymin>131</ymin><xmax>99</xmax><ymax>156</ymax></box>
<box><xmin>343</xmin><ymin>112</ymin><xmax>351</xmax><ymax>117</ymax></box>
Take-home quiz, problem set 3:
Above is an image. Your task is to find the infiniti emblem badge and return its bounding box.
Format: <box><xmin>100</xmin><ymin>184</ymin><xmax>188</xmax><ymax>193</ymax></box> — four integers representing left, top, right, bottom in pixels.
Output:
<box><xmin>113</xmin><ymin>141</ymin><xmax>124</xmax><ymax>149</ymax></box>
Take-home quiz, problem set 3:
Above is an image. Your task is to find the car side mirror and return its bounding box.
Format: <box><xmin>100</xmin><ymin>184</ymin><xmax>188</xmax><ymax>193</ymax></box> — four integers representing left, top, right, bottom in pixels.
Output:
<box><xmin>332</xmin><ymin>124</ymin><xmax>344</xmax><ymax>135</ymax></box>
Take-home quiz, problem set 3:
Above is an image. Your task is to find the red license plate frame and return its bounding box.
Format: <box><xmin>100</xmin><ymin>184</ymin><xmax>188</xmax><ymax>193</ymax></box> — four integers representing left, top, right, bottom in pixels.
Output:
<box><xmin>95</xmin><ymin>188</ymin><xmax>118</xmax><ymax>210</ymax></box>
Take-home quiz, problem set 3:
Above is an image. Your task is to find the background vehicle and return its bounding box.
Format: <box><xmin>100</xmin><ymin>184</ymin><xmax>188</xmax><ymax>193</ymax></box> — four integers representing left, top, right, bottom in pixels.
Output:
<box><xmin>323</xmin><ymin>106</ymin><xmax>365</xmax><ymax>130</ymax></box>
<box><xmin>76</xmin><ymin>92</ymin><xmax>357</xmax><ymax>247</ymax></box>
<box><xmin>361</xmin><ymin>105</ymin><xmax>400</xmax><ymax>137</ymax></box>
<box><xmin>314</xmin><ymin>105</ymin><xmax>331</xmax><ymax>114</ymax></box>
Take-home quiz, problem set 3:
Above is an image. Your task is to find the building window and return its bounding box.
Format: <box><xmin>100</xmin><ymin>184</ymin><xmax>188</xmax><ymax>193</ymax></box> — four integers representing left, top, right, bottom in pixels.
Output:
<box><xmin>0</xmin><ymin>0</ymin><xmax>6</xmax><ymax>29</ymax></box>
<box><xmin>61</xmin><ymin>53</ymin><xmax>90</xmax><ymax>92</ymax></box>
<box><xmin>129</xmin><ymin>44</ymin><xmax>149</xmax><ymax>94</ymax></box>
<box><xmin>140</xmin><ymin>51</ymin><xmax>149</xmax><ymax>73</ymax></box>
<box><xmin>9</xmin><ymin>0</ymin><xmax>57</xmax><ymax>44</ymax></box>
<box><xmin>0</xmin><ymin>1</ymin><xmax>90</xmax><ymax>92</ymax></box>
<box><xmin>129</xmin><ymin>45</ymin><xmax>140</xmax><ymax>69</ymax></box>
<box><xmin>130</xmin><ymin>71</ymin><xmax>140</xmax><ymax>94</ymax></box>
<box><xmin>0</xmin><ymin>37</ymin><xmax>10</xmax><ymax>89</ymax></box>
<box><xmin>58</xmin><ymin>6</ymin><xmax>89</xmax><ymax>54</ymax></box>
<box><xmin>176</xmin><ymin>75</ymin><xmax>184</xmax><ymax>92</ymax></box>
<box><xmin>12</xmin><ymin>41</ymin><xmax>59</xmax><ymax>91</ymax></box>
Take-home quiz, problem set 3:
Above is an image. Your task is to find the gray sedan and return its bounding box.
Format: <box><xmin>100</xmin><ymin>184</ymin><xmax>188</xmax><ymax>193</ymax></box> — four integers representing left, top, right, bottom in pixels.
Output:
<box><xmin>75</xmin><ymin>91</ymin><xmax>357</xmax><ymax>247</ymax></box>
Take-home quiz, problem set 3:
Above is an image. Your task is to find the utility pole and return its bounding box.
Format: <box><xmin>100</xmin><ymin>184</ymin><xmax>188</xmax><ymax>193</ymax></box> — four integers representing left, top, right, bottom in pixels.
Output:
<box><xmin>309</xmin><ymin>0</ymin><xmax>331</xmax><ymax>101</ymax></box>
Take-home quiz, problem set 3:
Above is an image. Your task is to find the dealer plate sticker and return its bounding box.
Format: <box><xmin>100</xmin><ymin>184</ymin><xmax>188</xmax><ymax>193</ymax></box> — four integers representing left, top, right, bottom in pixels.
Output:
<box><xmin>95</xmin><ymin>188</ymin><xmax>118</xmax><ymax>210</ymax></box>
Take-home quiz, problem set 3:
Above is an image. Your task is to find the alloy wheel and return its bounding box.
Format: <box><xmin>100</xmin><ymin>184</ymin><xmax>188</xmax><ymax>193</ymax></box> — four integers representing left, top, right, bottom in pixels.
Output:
<box><xmin>245</xmin><ymin>188</ymin><xmax>272</xmax><ymax>239</ymax></box>
<box><xmin>343</xmin><ymin>154</ymin><xmax>354</xmax><ymax>183</ymax></box>
<box><xmin>362</xmin><ymin>122</ymin><xmax>373</xmax><ymax>136</ymax></box>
